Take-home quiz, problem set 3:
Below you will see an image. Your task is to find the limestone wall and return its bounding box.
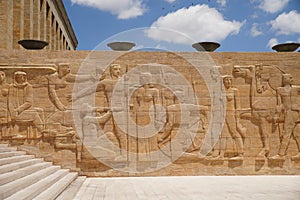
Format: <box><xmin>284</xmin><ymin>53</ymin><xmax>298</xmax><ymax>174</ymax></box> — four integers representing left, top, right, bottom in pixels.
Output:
<box><xmin>0</xmin><ymin>49</ymin><xmax>300</xmax><ymax>176</ymax></box>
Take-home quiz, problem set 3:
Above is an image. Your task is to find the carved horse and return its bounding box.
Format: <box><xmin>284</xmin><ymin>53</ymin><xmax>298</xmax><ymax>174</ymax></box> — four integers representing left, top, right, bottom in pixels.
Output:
<box><xmin>233</xmin><ymin>64</ymin><xmax>282</xmax><ymax>157</ymax></box>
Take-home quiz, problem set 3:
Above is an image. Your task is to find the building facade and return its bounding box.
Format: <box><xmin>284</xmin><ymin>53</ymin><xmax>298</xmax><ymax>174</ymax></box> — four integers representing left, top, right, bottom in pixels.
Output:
<box><xmin>0</xmin><ymin>0</ymin><xmax>78</xmax><ymax>50</ymax></box>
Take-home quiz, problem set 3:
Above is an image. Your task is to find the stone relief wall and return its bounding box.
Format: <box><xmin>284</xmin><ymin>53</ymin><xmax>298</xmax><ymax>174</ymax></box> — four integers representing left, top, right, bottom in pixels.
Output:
<box><xmin>0</xmin><ymin>49</ymin><xmax>300</xmax><ymax>176</ymax></box>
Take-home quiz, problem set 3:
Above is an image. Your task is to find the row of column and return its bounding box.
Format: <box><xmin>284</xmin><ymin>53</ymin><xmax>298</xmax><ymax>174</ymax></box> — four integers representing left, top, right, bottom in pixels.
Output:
<box><xmin>0</xmin><ymin>0</ymin><xmax>71</xmax><ymax>50</ymax></box>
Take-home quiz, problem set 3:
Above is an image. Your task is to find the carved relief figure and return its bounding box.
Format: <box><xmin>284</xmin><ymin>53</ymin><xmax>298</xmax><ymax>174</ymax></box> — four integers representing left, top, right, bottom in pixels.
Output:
<box><xmin>44</xmin><ymin>63</ymin><xmax>93</xmax><ymax>145</ymax></box>
<box><xmin>213</xmin><ymin>75</ymin><xmax>245</xmax><ymax>159</ymax></box>
<box><xmin>71</xmin><ymin>64</ymin><xmax>127</xmax><ymax>153</ymax></box>
<box><xmin>161</xmin><ymin>72</ymin><xmax>176</xmax><ymax>108</ymax></box>
<box><xmin>271</xmin><ymin>74</ymin><xmax>300</xmax><ymax>159</ymax></box>
<box><xmin>71</xmin><ymin>64</ymin><xmax>121</xmax><ymax>105</ymax></box>
<box><xmin>47</xmin><ymin>63</ymin><xmax>93</xmax><ymax>111</ymax></box>
<box><xmin>80</xmin><ymin>103</ymin><xmax>112</xmax><ymax>138</ymax></box>
<box><xmin>233</xmin><ymin>65</ymin><xmax>278</xmax><ymax>158</ymax></box>
<box><xmin>204</xmin><ymin>66</ymin><xmax>225</xmax><ymax>158</ymax></box>
<box><xmin>131</xmin><ymin>72</ymin><xmax>161</xmax><ymax>161</ymax></box>
<box><xmin>8</xmin><ymin>71</ymin><xmax>44</xmax><ymax>138</ymax></box>
<box><xmin>0</xmin><ymin>71</ymin><xmax>10</xmax><ymax>138</ymax></box>
<box><xmin>55</xmin><ymin>130</ymin><xmax>83</xmax><ymax>162</ymax></box>
<box><xmin>159</xmin><ymin>89</ymin><xmax>207</xmax><ymax>155</ymax></box>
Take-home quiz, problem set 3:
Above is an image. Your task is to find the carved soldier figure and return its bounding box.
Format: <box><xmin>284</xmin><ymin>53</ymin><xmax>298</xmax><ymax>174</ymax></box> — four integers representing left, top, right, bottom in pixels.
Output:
<box><xmin>0</xmin><ymin>71</ymin><xmax>10</xmax><ymax>138</ymax></box>
<box><xmin>80</xmin><ymin>103</ymin><xmax>112</xmax><ymax>137</ymax></box>
<box><xmin>272</xmin><ymin>74</ymin><xmax>300</xmax><ymax>159</ymax></box>
<box><xmin>71</xmin><ymin>64</ymin><xmax>127</xmax><ymax>154</ymax></box>
<box><xmin>8</xmin><ymin>71</ymin><xmax>44</xmax><ymax>138</ymax></box>
<box><xmin>159</xmin><ymin>89</ymin><xmax>207</xmax><ymax>156</ymax></box>
<box><xmin>71</xmin><ymin>64</ymin><xmax>121</xmax><ymax>105</ymax></box>
<box><xmin>47</xmin><ymin>63</ymin><xmax>93</xmax><ymax>111</ymax></box>
<box><xmin>44</xmin><ymin>63</ymin><xmax>94</xmax><ymax>140</ymax></box>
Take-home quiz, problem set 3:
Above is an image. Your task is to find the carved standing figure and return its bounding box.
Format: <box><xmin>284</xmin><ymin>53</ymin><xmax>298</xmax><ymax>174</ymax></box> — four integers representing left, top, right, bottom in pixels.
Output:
<box><xmin>271</xmin><ymin>74</ymin><xmax>300</xmax><ymax>159</ymax></box>
<box><xmin>0</xmin><ymin>71</ymin><xmax>10</xmax><ymax>138</ymax></box>
<box><xmin>219</xmin><ymin>75</ymin><xmax>245</xmax><ymax>159</ymax></box>
<box><xmin>203</xmin><ymin>66</ymin><xmax>225</xmax><ymax>158</ymax></box>
<box><xmin>71</xmin><ymin>64</ymin><xmax>127</xmax><ymax>154</ymax></box>
<box><xmin>131</xmin><ymin>72</ymin><xmax>160</xmax><ymax>162</ymax></box>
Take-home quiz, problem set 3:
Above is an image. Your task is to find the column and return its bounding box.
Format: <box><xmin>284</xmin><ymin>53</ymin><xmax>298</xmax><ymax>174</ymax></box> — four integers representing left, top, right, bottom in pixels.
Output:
<box><xmin>29</xmin><ymin>0</ymin><xmax>33</xmax><ymax>38</ymax></box>
<box><xmin>52</xmin><ymin>19</ymin><xmax>57</xmax><ymax>50</ymax></box>
<box><xmin>23</xmin><ymin>0</ymin><xmax>31</xmax><ymax>39</ymax></box>
<box><xmin>33</xmin><ymin>0</ymin><xmax>40</xmax><ymax>39</ymax></box>
<box><xmin>20</xmin><ymin>0</ymin><xmax>24</xmax><ymax>40</ymax></box>
<box><xmin>40</xmin><ymin>0</ymin><xmax>47</xmax><ymax>41</ymax></box>
<box><xmin>56</xmin><ymin>26</ymin><xmax>60</xmax><ymax>50</ymax></box>
<box><xmin>13</xmin><ymin>0</ymin><xmax>21</xmax><ymax>49</ymax></box>
<box><xmin>46</xmin><ymin>2</ymin><xmax>51</xmax><ymax>49</ymax></box>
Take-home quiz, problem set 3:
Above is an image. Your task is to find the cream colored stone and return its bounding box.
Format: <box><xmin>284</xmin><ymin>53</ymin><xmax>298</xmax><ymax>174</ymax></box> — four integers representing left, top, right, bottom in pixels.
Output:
<box><xmin>0</xmin><ymin>50</ymin><xmax>300</xmax><ymax>176</ymax></box>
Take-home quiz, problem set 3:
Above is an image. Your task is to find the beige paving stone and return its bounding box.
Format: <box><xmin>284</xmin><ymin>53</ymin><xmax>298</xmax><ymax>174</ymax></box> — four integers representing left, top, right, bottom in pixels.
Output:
<box><xmin>74</xmin><ymin>176</ymin><xmax>300</xmax><ymax>200</ymax></box>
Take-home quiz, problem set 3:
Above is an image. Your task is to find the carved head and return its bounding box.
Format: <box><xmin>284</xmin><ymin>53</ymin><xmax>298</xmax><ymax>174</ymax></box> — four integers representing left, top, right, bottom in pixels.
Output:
<box><xmin>164</xmin><ymin>71</ymin><xmax>177</xmax><ymax>85</ymax></box>
<box><xmin>58</xmin><ymin>63</ymin><xmax>71</xmax><ymax>78</ymax></box>
<box><xmin>233</xmin><ymin>65</ymin><xmax>254</xmax><ymax>79</ymax></box>
<box><xmin>139</xmin><ymin>72</ymin><xmax>152</xmax><ymax>85</ymax></box>
<box><xmin>109</xmin><ymin>64</ymin><xmax>121</xmax><ymax>79</ymax></box>
<box><xmin>210</xmin><ymin>66</ymin><xmax>223</xmax><ymax>81</ymax></box>
<box><xmin>0</xmin><ymin>71</ymin><xmax>6</xmax><ymax>84</ymax></box>
<box><xmin>222</xmin><ymin>75</ymin><xmax>233</xmax><ymax>89</ymax></box>
<box><xmin>174</xmin><ymin>88</ymin><xmax>185</xmax><ymax>103</ymax></box>
<box><xmin>282</xmin><ymin>74</ymin><xmax>293</xmax><ymax>86</ymax></box>
<box><xmin>14</xmin><ymin>71</ymin><xmax>27</xmax><ymax>86</ymax></box>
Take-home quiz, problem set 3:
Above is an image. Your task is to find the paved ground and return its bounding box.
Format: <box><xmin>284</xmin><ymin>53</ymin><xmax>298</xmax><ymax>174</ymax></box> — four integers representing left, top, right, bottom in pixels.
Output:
<box><xmin>74</xmin><ymin>176</ymin><xmax>300</xmax><ymax>200</ymax></box>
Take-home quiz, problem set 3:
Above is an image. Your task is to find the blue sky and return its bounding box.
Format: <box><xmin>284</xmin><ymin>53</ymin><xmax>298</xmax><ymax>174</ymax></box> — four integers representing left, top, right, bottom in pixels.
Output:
<box><xmin>63</xmin><ymin>0</ymin><xmax>300</xmax><ymax>52</ymax></box>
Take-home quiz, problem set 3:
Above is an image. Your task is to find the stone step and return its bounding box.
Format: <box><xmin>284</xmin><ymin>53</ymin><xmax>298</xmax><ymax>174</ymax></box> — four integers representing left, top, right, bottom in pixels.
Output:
<box><xmin>0</xmin><ymin>158</ymin><xmax>43</xmax><ymax>174</ymax></box>
<box><xmin>0</xmin><ymin>165</ymin><xmax>60</xmax><ymax>199</ymax></box>
<box><xmin>0</xmin><ymin>154</ymin><xmax>35</xmax><ymax>166</ymax></box>
<box><xmin>6</xmin><ymin>169</ymin><xmax>70</xmax><ymax>200</ymax></box>
<box><xmin>0</xmin><ymin>161</ymin><xmax>52</xmax><ymax>185</ymax></box>
<box><xmin>0</xmin><ymin>146</ymin><xmax>17</xmax><ymax>153</ymax></box>
<box><xmin>19</xmin><ymin>145</ymin><xmax>42</xmax><ymax>157</ymax></box>
<box><xmin>56</xmin><ymin>176</ymin><xmax>87</xmax><ymax>200</ymax></box>
<box><xmin>0</xmin><ymin>150</ymin><xmax>27</xmax><ymax>159</ymax></box>
<box><xmin>0</xmin><ymin>146</ymin><xmax>80</xmax><ymax>200</ymax></box>
<box><xmin>33</xmin><ymin>172</ymin><xmax>78</xmax><ymax>200</ymax></box>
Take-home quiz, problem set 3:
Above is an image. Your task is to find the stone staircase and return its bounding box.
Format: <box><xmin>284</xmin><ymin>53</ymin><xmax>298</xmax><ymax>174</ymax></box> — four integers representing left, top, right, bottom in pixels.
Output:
<box><xmin>0</xmin><ymin>144</ymin><xmax>85</xmax><ymax>200</ymax></box>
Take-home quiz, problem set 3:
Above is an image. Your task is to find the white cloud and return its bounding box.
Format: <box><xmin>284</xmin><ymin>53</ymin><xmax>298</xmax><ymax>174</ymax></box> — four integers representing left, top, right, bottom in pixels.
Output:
<box><xmin>251</xmin><ymin>23</ymin><xmax>263</xmax><ymax>37</ymax></box>
<box><xmin>267</xmin><ymin>38</ymin><xmax>278</xmax><ymax>48</ymax></box>
<box><xmin>70</xmin><ymin>0</ymin><xmax>146</xmax><ymax>19</ymax></box>
<box><xmin>285</xmin><ymin>40</ymin><xmax>294</xmax><ymax>43</ymax></box>
<box><xmin>146</xmin><ymin>5</ymin><xmax>244</xmax><ymax>45</ymax></box>
<box><xmin>217</xmin><ymin>0</ymin><xmax>227</xmax><ymax>7</ymax></box>
<box><xmin>165</xmin><ymin>0</ymin><xmax>176</xmax><ymax>3</ymax></box>
<box><xmin>270</xmin><ymin>10</ymin><xmax>300</xmax><ymax>35</ymax></box>
<box><xmin>298</xmin><ymin>38</ymin><xmax>300</xmax><ymax>43</ymax></box>
<box><xmin>258</xmin><ymin>0</ymin><xmax>290</xmax><ymax>13</ymax></box>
